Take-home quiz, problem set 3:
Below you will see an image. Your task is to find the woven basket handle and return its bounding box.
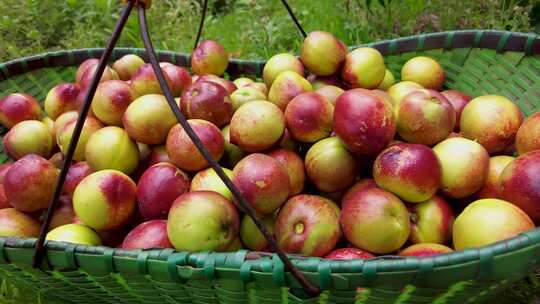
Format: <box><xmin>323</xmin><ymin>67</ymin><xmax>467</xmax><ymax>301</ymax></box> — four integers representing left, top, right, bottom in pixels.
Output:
<box><xmin>32</xmin><ymin>0</ymin><xmax>321</xmax><ymax>298</ymax></box>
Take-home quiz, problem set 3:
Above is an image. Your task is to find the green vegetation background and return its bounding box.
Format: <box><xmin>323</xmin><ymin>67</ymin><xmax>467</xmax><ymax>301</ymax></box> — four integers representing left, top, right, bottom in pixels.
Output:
<box><xmin>0</xmin><ymin>0</ymin><xmax>539</xmax><ymax>303</ymax></box>
<box><xmin>0</xmin><ymin>0</ymin><xmax>538</xmax><ymax>62</ymax></box>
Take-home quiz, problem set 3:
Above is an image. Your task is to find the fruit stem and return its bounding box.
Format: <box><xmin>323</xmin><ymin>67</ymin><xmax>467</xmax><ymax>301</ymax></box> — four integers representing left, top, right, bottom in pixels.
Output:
<box><xmin>294</xmin><ymin>223</ymin><xmax>305</xmax><ymax>234</ymax></box>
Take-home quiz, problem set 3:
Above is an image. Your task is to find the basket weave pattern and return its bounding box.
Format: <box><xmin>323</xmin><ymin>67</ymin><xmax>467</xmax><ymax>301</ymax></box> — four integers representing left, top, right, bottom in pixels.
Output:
<box><xmin>0</xmin><ymin>30</ymin><xmax>539</xmax><ymax>304</ymax></box>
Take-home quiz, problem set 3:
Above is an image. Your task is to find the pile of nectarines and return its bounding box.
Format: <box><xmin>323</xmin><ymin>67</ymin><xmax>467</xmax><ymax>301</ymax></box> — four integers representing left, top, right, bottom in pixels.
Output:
<box><xmin>0</xmin><ymin>31</ymin><xmax>538</xmax><ymax>260</ymax></box>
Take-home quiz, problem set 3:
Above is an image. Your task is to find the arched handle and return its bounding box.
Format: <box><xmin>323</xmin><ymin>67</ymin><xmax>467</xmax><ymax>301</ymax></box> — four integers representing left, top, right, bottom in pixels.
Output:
<box><xmin>137</xmin><ymin>4</ymin><xmax>320</xmax><ymax>297</ymax></box>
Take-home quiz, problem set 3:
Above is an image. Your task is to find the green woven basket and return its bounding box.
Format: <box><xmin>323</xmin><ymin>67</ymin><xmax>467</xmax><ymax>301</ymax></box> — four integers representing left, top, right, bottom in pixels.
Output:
<box><xmin>0</xmin><ymin>30</ymin><xmax>540</xmax><ymax>304</ymax></box>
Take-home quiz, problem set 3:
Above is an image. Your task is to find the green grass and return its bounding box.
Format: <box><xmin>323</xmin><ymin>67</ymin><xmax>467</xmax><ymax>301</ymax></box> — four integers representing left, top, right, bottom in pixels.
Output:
<box><xmin>0</xmin><ymin>0</ymin><xmax>536</xmax><ymax>62</ymax></box>
<box><xmin>0</xmin><ymin>274</ymin><xmax>538</xmax><ymax>303</ymax></box>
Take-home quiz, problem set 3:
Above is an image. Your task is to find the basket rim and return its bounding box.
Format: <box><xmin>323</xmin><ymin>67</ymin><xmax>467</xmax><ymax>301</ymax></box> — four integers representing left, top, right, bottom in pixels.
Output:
<box><xmin>1</xmin><ymin>29</ymin><xmax>539</xmax><ymax>81</ymax></box>
<box><xmin>1</xmin><ymin>29</ymin><xmax>540</xmax><ymax>282</ymax></box>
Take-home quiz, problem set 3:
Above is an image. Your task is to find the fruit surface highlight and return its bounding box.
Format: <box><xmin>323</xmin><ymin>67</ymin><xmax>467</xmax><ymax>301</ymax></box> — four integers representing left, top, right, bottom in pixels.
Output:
<box><xmin>44</xmin><ymin>83</ymin><xmax>81</xmax><ymax>119</ymax></box>
<box><xmin>433</xmin><ymin>138</ymin><xmax>489</xmax><ymax>198</ymax></box>
<box><xmin>263</xmin><ymin>53</ymin><xmax>304</xmax><ymax>87</ymax></box>
<box><xmin>373</xmin><ymin>143</ymin><xmax>441</xmax><ymax>203</ymax></box>
<box><xmin>300</xmin><ymin>31</ymin><xmax>347</xmax><ymax>76</ymax></box>
<box><xmin>476</xmin><ymin>155</ymin><xmax>515</xmax><ymax>199</ymax></box>
<box><xmin>85</xmin><ymin>126</ymin><xmax>140</xmax><ymax>174</ymax></box>
<box><xmin>180</xmin><ymin>80</ymin><xmax>233</xmax><ymax>127</ymax></box>
<box><xmin>122</xmin><ymin>94</ymin><xmax>177</xmax><ymax>145</ymax></box>
<box><xmin>3</xmin><ymin>120</ymin><xmax>53</xmax><ymax>159</ymax></box>
<box><xmin>395</xmin><ymin>89</ymin><xmax>455</xmax><ymax>145</ymax></box>
<box><xmin>137</xmin><ymin>162</ymin><xmax>191</xmax><ymax>220</ymax></box>
<box><xmin>334</xmin><ymin>88</ymin><xmax>395</xmax><ymax>156</ymax></box>
<box><xmin>232</xmin><ymin>153</ymin><xmax>290</xmax><ymax>215</ymax></box>
<box><xmin>0</xmin><ymin>208</ymin><xmax>40</xmax><ymax>238</ymax></box>
<box><xmin>460</xmin><ymin>95</ymin><xmax>523</xmax><ymax>153</ymax></box>
<box><xmin>4</xmin><ymin>155</ymin><xmax>59</xmax><ymax>212</ymax></box>
<box><xmin>0</xmin><ymin>93</ymin><xmax>42</xmax><ymax>129</ymax></box>
<box><xmin>341</xmin><ymin>188</ymin><xmax>410</xmax><ymax>254</ymax></box>
<box><xmin>408</xmin><ymin>195</ymin><xmax>454</xmax><ymax>244</ymax></box>
<box><xmin>342</xmin><ymin>47</ymin><xmax>385</xmax><ymax>89</ymax></box>
<box><xmin>166</xmin><ymin>119</ymin><xmax>225</xmax><ymax>172</ymax></box>
<box><xmin>46</xmin><ymin>223</ymin><xmax>102</xmax><ymax>246</ymax></box>
<box><xmin>56</xmin><ymin>116</ymin><xmax>103</xmax><ymax>161</ymax></box>
<box><xmin>230</xmin><ymin>100</ymin><xmax>285</xmax><ymax>152</ymax></box>
<box><xmin>516</xmin><ymin>111</ymin><xmax>540</xmax><ymax>155</ymax></box>
<box><xmin>121</xmin><ymin>220</ymin><xmax>173</xmax><ymax>249</ymax></box>
<box><xmin>268</xmin><ymin>71</ymin><xmax>313</xmax><ymax>111</ymax></box>
<box><xmin>73</xmin><ymin>170</ymin><xmax>136</xmax><ymax>230</ymax></box>
<box><xmin>453</xmin><ymin>199</ymin><xmax>534</xmax><ymax>250</ymax></box>
<box><xmin>112</xmin><ymin>54</ymin><xmax>145</xmax><ymax>81</ymax></box>
<box><xmin>91</xmin><ymin>80</ymin><xmax>136</xmax><ymax>126</ymax></box>
<box><xmin>305</xmin><ymin>137</ymin><xmax>357</xmax><ymax>192</ymax></box>
<box><xmin>500</xmin><ymin>150</ymin><xmax>540</xmax><ymax>223</ymax></box>
<box><xmin>275</xmin><ymin>194</ymin><xmax>341</xmax><ymax>257</ymax></box>
<box><xmin>401</xmin><ymin>56</ymin><xmax>445</xmax><ymax>90</ymax></box>
<box><xmin>167</xmin><ymin>191</ymin><xmax>239</xmax><ymax>251</ymax></box>
<box><xmin>399</xmin><ymin>243</ymin><xmax>453</xmax><ymax>257</ymax></box>
<box><xmin>191</xmin><ymin>40</ymin><xmax>229</xmax><ymax>76</ymax></box>
<box><xmin>285</xmin><ymin>92</ymin><xmax>334</xmax><ymax>143</ymax></box>
<box><xmin>191</xmin><ymin>167</ymin><xmax>234</xmax><ymax>200</ymax></box>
